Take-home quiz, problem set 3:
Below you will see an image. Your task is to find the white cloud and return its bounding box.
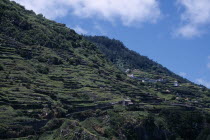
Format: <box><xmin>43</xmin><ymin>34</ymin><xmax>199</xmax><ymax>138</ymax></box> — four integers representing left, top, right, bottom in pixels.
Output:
<box><xmin>179</xmin><ymin>72</ymin><xmax>187</xmax><ymax>77</ymax></box>
<box><xmin>72</xmin><ymin>26</ymin><xmax>88</xmax><ymax>34</ymax></box>
<box><xmin>176</xmin><ymin>0</ymin><xmax>210</xmax><ymax>38</ymax></box>
<box><xmin>196</xmin><ymin>78</ymin><xmax>210</xmax><ymax>88</ymax></box>
<box><xmin>12</xmin><ymin>0</ymin><xmax>69</xmax><ymax>19</ymax></box>
<box><xmin>12</xmin><ymin>0</ymin><xmax>161</xmax><ymax>26</ymax></box>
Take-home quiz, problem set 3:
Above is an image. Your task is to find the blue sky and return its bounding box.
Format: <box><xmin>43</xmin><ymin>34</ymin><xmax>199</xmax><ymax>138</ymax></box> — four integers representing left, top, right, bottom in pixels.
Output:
<box><xmin>12</xmin><ymin>0</ymin><xmax>210</xmax><ymax>88</ymax></box>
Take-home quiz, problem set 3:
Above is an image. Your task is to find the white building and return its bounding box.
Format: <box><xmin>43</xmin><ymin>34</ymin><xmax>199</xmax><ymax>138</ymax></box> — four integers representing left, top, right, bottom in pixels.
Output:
<box><xmin>174</xmin><ymin>81</ymin><xmax>179</xmax><ymax>87</ymax></box>
<box><xmin>127</xmin><ymin>74</ymin><xmax>134</xmax><ymax>78</ymax></box>
<box><xmin>122</xmin><ymin>99</ymin><xmax>133</xmax><ymax>106</ymax></box>
<box><xmin>125</xmin><ymin>69</ymin><xmax>130</xmax><ymax>73</ymax></box>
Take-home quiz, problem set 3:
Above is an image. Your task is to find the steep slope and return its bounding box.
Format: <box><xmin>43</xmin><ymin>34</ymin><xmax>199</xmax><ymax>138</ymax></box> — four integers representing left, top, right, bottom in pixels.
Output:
<box><xmin>84</xmin><ymin>36</ymin><xmax>188</xmax><ymax>83</ymax></box>
<box><xmin>1</xmin><ymin>0</ymin><xmax>210</xmax><ymax>140</ymax></box>
<box><xmin>0</xmin><ymin>0</ymin><xmax>152</xmax><ymax>138</ymax></box>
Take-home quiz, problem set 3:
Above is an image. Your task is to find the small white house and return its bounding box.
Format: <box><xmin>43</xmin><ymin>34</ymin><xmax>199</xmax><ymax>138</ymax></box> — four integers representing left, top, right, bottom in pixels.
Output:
<box><xmin>174</xmin><ymin>81</ymin><xmax>179</xmax><ymax>87</ymax></box>
<box><xmin>125</xmin><ymin>69</ymin><xmax>130</xmax><ymax>73</ymax></box>
<box><xmin>127</xmin><ymin>74</ymin><xmax>134</xmax><ymax>78</ymax></box>
<box><xmin>122</xmin><ymin>99</ymin><xmax>133</xmax><ymax>106</ymax></box>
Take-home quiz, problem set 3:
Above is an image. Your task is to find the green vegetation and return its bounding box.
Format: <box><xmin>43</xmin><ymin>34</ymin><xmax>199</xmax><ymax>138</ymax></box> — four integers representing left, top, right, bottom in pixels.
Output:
<box><xmin>0</xmin><ymin>64</ymin><xmax>4</xmax><ymax>70</ymax></box>
<box><xmin>1</xmin><ymin>0</ymin><xmax>210</xmax><ymax>139</ymax></box>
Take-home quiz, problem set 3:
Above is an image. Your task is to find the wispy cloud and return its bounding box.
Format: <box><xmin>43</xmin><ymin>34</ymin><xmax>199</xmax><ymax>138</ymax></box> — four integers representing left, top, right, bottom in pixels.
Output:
<box><xmin>175</xmin><ymin>25</ymin><xmax>201</xmax><ymax>38</ymax></box>
<box><xmin>196</xmin><ymin>78</ymin><xmax>210</xmax><ymax>88</ymax></box>
<box><xmin>12</xmin><ymin>0</ymin><xmax>161</xmax><ymax>26</ymax></box>
<box><xmin>175</xmin><ymin>0</ymin><xmax>210</xmax><ymax>38</ymax></box>
<box><xmin>93</xmin><ymin>24</ymin><xmax>107</xmax><ymax>35</ymax></box>
<box><xmin>207</xmin><ymin>56</ymin><xmax>210</xmax><ymax>69</ymax></box>
<box><xmin>72</xmin><ymin>26</ymin><xmax>88</xmax><ymax>35</ymax></box>
<box><xmin>179</xmin><ymin>72</ymin><xmax>187</xmax><ymax>77</ymax></box>
<box><xmin>207</xmin><ymin>63</ymin><xmax>210</xmax><ymax>69</ymax></box>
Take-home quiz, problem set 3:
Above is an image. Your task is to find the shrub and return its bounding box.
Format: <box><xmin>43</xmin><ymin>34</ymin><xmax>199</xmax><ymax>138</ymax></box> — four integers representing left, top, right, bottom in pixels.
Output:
<box><xmin>38</xmin><ymin>56</ymin><xmax>48</xmax><ymax>63</ymax></box>
<box><xmin>37</xmin><ymin>65</ymin><xmax>49</xmax><ymax>74</ymax></box>
<box><xmin>0</xmin><ymin>64</ymin><xmax>4</xmax><ymax>71</ymax></box>
<box><xmin>49</xmin><ymin>57</ymin><xmax>63</xmax><ymax>65</ymax></box>
<box><xmin>18</xmin><ymin>49</ymin><xmax>33</xmax><ymax>59</ymax></box>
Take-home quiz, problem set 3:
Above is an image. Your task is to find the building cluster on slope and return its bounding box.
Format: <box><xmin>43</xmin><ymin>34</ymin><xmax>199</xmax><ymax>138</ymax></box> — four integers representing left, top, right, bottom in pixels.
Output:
<box><xmin>128</xmin><ymin>73</ymin><xmax>169</xmax><ymax>83</ymax></box>
<box><xmin>127</xmin><ymin>74</ymin><xmax>166</xmax><ymax>83</ymax></box>
<box><xmin>127</xmin><ymin>73</ymin><xmax>180</xmax><ymax>87</ymax></box>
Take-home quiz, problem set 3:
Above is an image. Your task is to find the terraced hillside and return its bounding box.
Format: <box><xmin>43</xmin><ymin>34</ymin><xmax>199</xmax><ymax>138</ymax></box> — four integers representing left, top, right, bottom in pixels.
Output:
<box><xmin>0</xmin><ymin>0</ymin><xmax>163</xmax><ymax>139</ymax></box>
<box><xmin>1</xmin><ymin>0</ymin><xmax>210</xmax><ymax>140</ymax></box>
<box><xmin>85</xmin><ymin>35</ymin><xmax>210</xmax><ymax>106</ymax></box>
